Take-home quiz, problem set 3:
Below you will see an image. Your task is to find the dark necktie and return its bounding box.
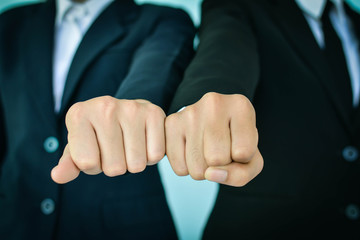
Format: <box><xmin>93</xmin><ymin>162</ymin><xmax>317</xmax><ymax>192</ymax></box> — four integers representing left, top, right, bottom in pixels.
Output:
<box><xmin>321</xmin><ymin>1</ymin><xmax>353</xmax><ymax>113</ymax></box>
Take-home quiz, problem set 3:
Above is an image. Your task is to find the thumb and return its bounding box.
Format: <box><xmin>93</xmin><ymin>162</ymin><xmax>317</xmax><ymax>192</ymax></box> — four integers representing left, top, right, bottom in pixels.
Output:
<box><xmin>51</xmin><ymin>145</ymin><xmax>80</xmax><ymax>184</ymax></box>
<box><xmin>205</xmin><ymin>149</ymin><xmax>263</xmax><ymax>187</ymax></box>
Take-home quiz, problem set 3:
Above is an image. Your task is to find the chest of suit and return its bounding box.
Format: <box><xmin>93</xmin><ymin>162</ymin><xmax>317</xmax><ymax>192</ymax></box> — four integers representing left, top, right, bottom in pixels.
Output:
<box><xmin>232</xmin><ymin>0</ymin><xmax>359</xmax><ymax>196</ymax></box>
<box><xmin>202</xmin><ymin>2</ymin><xmax>360</xmax><ymax>239</ymax></box>
<box><xmin>0</xmin><ymin>2</ymin><xmax>178</xmax><ymax>239</ymax></box>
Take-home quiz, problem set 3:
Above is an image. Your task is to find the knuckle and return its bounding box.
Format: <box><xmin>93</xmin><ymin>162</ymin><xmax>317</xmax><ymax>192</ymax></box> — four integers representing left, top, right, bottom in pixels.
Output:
<box><xmin>173</xmin><ymin>167</ymin><xmax>189</xmax><ymax>176</ymax></box>
<box><xmin>205</xmin><ymin>152</ymin><xmax>230</xmax><ymax>166</ymax></box>
<box><xmin>234</xmin><ymin>95</ymin><xmax>255</xmax><ymax>115</ymax></box>
<box><xmin>233</xmin><ymin>94</ymin><xmax>249</xmax><ymax>105</ymax></box>
<box><xmin>66</xmin><ymin>102</ymin><xmax>85</xmax><ymax>126</ymax></box>
<box><xmin>127</xmin><ymin>161</ymin><xmax>146</xmax><ymax>174</ymax></box>
<box><xmin>202</xmin><ymin>92</ymin><xmax>221</xmax><ymax>104</ymax></box>
<box><xmin>103</xmin><ymin>166</ymin><xmax>126</xmax><ymax>177</ymax></box>
<box><xmin>165</xmin><ymin>114</ymin><xmax>179</xmax><ymax>130</ymax></box>
<box><xmin>123</xmin><ymin>100</ymin><xmax>142</xmax><ymax>118</ymax></box>
<box><xmin>147</xmin><ymin>103</ymin><xmax>165</xmax><ymax>117</ymax></box>
<box><xmin>99</xmin><ymin>95</ymin><xmax>114</xmax><ymax>104</ymax></box>
<box><xmin>75</xmin><ymin>159</ymin><xmax>98</xmax><ymax>171</ymax></box>
<box><xmin>147</xmin><ymin>150</ymin><xmax>165</xmax><ymax>164</ymax></box>
<box><xmin>201</xmin><ymin>92</ymin><xmax>223</xmax><ymax>111</ymax></box>
<box><xmin>200</xmin><ymin>93</ymin><xmax>226</xmax><ymax>119</ymax></box>
<box><xmin>184</xmin><ymin>105</ymin><xmax>198</xmax><ymax>123</ymax></box>
<box><xmin>188</xmin><ymin>160</ymin><xmax>206</xmax><ymax>180</ymax></box>
<box><xmin>190</xmin><ymin>170</ymin><xmax>205</xmax><ymax>181</ymax></box>
<box><xmin>167</xmin><ymin>155</ymin><xmax>188</xmax><ymax>176</ymax></box>
<box><xmin>232</xmin><ymin>147</ymin><xmax>254</xmax><ymax>162</ymax></box>
<box><xmin>97</xmin><ymin>96</ymin><xmax>117</xmax><ymax>119</ymax></box>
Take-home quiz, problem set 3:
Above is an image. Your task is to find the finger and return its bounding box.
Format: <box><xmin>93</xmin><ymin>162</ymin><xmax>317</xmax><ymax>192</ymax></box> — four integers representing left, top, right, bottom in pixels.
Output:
<box><xmin>51</xmin><ymin>145</ymin><xmax>80</xmax><ymax>184</ymax></box>
<box><xmin>66</xmin><ymin>106</ymin><xmax>102</xmax><ymax>175</ymax></box>
<box><xmin>205</xmin><ymin>149</ymin><xmax>263</xmax><ymax>187</ymax></box>
<box><xmin>203</xmin><ymin>119</ymin><xmax>232</xmax><ymax>167</ymax></box>
<box><xmin>165</xmin><ymin>114</ymin><xmax>187</xmax><ymax>176</ymax></box>
<box><xmin>92</xmin><ymin>115</ymin><xmax>127</xmax><ymax>177</ymax></box>
<box><xmin>230</xmin><ymin>106</ymin><xmax>258</xmax><ymax>163</ymax></box>
<box><xmin>146</xmin><ymin>107</ymin><xmax>166</xmax><ymax>165</ymax></box>
<box><xmin>185</xmin><ymin>124</ymin><xmax>208</xmax><ymax>180</ymax></box>
<box><xmin>121</xmin><ymin>117</ymin><xmax>147</xmax><ymax>173</ymax></box>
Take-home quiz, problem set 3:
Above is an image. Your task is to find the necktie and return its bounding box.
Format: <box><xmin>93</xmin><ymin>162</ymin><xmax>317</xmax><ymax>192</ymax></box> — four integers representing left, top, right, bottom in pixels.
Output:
<box><xmin>343</xmin><ymin>2</ymin><xmax>360</xmax><ymax>108</ymax></box>
<box><xmin>53</xmin><ymin>4</ymin><xmax>88</xmax><ymax>113</ymax></box>
<box><xmin>321</xmin><ymin>0</ymin><xmax>354</xmax><ymax>113</ymax></box>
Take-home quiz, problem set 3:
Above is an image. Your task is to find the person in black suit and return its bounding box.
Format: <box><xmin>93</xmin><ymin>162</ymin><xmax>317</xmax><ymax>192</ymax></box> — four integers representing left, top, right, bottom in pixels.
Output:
<box><xmin>166</xmin><ymin>0</ymin><xmax>360</xmax><ymax>239</ymax></box>
<box><xmin>0</xmin><ymin>0</ymin><xmax>195</xmax><ymax>239</ymax></box>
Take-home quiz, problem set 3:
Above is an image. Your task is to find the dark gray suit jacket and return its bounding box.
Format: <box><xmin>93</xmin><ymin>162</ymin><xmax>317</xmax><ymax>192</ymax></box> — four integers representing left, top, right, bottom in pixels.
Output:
<box><xmin>0</xmin><ymin>0</ymin><xmax>195</xmax><ymax>239</ymax></box>
<box><xmin>169</xmin><ymin>0</ymin><xmax>360</xmax><ymax>239</ymax></box>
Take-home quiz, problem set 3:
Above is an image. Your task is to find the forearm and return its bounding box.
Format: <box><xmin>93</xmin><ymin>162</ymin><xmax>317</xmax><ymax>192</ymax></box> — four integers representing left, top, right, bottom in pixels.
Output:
<box><xmin>169</xmin><ymin>0</ymin><xmax>260</xmax><ymax>114</ymax></box>
<box><xmin>115</xmin><ymin>8</ymin><xmax>196</xmax><ymax>112</ymax></box>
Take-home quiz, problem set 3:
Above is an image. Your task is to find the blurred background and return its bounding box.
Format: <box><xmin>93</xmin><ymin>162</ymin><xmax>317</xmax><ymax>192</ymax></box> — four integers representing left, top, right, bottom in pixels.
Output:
<box><xmin>1</xmin><ymin>0</ymin><xmax>360</xmax><ymax>240</ymax></box>
<box><xmin>0</xmin><ymin>1</ymin><xmax>217</xmax><ymax>240</ymax></box>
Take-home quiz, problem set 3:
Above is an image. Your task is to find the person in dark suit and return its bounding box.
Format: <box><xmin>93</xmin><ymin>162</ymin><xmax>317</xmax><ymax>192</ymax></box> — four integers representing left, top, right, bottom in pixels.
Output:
<box><xmin>0</xmin><ymin>0</ymin><xmax>195</xmax><ymax>239</ymax></box>
<box><xmin>166</xmin><ymin>0</ymin><xmax>360</xmax><ymax>239</ymax></box>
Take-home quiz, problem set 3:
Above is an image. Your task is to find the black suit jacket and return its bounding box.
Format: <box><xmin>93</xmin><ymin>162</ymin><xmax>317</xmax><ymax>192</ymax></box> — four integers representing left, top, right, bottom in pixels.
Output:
<box><xmin>0</xmin><ymin>1</ymin><xmax>195</xmax><ymax>239</ymax></box>
<box><xmin>170</xmin><ymin>0</ymin><xmax>360</xmax><ymax>239</ymax></box>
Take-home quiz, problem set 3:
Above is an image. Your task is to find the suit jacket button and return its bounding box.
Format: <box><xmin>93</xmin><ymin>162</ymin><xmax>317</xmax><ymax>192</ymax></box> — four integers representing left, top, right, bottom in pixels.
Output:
<box><xmin>41</xmin><ymin>198</ymin><xmax>55</xmax><ymax>215</ymax></box>
<box><xmin>44</xmin><ymin>137</ymin><xmax>59</xmax><ymax>153</ymax></box>
<box><xmin>345</xmin><ymin>204</ymin><xmax>359</xmax><ymax>220</ymax></box>
<box><xmin>342</xmin><ymin>146</ymin><xmax>358</xmax><ymax>162</ymax></box>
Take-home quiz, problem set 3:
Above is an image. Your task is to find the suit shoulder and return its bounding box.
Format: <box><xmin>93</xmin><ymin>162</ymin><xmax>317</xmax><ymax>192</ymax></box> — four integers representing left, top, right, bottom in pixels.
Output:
<box><xmin>0</xmin><ymin>3</ymin><xmax>42</xmax><ymax>28</ymax></box>
<box><xmin>139</xmin><ymin>4</ymin><xmax>194</xmax><ymax>26</ymax></box>
<box><xmin>0</xmin><ymin>3</ymin><xmax>41</xmax><ymax>19</ymax></box>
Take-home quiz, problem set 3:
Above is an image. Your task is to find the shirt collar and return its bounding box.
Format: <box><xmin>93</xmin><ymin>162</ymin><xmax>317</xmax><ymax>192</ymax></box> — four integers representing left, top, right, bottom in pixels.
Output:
<box><xmin>295</xmin><ymin>0</ymin><xmax>347</xmax><ymax>19</ymax></box>
<box><xmin>295</xmin><ymin>0</ymin><xmax>327</xmax><ymax>19</ymax></box>
<box><xmin>56</xmin><ymin>0</ymin><xmax>73</xmax><ymax>25</ymax></box>
<box><xmin>55</xmin><ymin>0</ymin><xmax>114</xmax><ymax>26</ymax></box>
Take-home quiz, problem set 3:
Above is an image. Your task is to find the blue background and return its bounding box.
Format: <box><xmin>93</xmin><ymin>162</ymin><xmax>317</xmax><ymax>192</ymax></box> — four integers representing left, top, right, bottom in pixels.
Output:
<box><xmin>1</xmin><ymin>1</ymin><xmax>360</xmax><ymax>240</ymax></box>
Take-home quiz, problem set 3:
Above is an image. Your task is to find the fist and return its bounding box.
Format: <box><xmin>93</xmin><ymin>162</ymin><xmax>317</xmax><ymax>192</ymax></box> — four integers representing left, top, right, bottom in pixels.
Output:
<box><xmin>165</xmin><ymin>92</ymin><xmax>263</xmax><ymax>187</ymax></box>
<box><xmin>51</xmin><ymin>96</ymin><xmax>166</xmax><ymax>184</ymax></box>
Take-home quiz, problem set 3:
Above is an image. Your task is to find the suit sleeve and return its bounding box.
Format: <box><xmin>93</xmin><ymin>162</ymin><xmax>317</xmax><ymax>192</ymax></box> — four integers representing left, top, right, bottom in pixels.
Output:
<box><xmin>169</xmin><ymin>0</ymin><xmax>260</xmax><ymax>114</ymax></box>
<box><xmin>114</xmin><ymin>7</ymin><xmax>196</xmax><ymax>112</ymax></box>
<box><xmin>0</xmin><ymin>95</ymin><xmax>5</xmax><ymax>170</ymax></box>
<box><xmin>0</xmin><ymin>13</ymin><xmax>9</xmax><ymax>171</ymax></box>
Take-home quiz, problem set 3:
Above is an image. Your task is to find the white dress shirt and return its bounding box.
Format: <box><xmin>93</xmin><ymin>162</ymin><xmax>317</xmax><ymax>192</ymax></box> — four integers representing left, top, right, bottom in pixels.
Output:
<box><xmin>296</xmin><ymin>0</ymin><xmax>360</xmax><ymax>107</ymax></box>
<box><xmin>53</xmin><ymin>0</ymin><xmax>113</xmax><ymax>112</ymax></box>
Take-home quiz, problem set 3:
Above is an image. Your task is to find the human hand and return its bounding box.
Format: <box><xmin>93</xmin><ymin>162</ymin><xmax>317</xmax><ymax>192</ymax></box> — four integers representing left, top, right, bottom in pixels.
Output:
<box><xmin>51</xmin><ymin>96</ymin><xmax>166</xmax><ymax>184</ymax></box>
<box><xmin>165</xmin><ymin>92</ymin><xmax>263</xmax><ymax>187</ymax></box>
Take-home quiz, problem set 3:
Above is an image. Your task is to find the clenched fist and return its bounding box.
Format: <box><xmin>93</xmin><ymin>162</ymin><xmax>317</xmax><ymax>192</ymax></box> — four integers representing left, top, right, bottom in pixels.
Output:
<box><xmin>51</xmin><ymin>96</ymin><xmax>166</xmax><ymax>184</ymax></box>
<box><xmin>165</xmin><ymin>92</ymin><xmax>263</xmax><ymax>187</ymax></box>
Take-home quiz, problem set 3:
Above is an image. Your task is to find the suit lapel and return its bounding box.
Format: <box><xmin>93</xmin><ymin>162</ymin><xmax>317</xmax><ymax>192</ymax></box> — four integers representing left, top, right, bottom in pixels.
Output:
<box><xmin>24</xmin><ymin>1</ymin><xmax>57</xmax><ymax>129</ymax></box>
<box><xmin>346</xmin><ymin>2</ymin><xmax>360</xmax><ymax>132</ymax></box>
<box><xmin>59</xmin><ymin>0</ymin><xmax>137</xmax><ymax>115</ymax></box>
<box><xmin>268</xmin><ymin>0</ymin><xmax>353</xmax><ymax>134</ymax></box>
